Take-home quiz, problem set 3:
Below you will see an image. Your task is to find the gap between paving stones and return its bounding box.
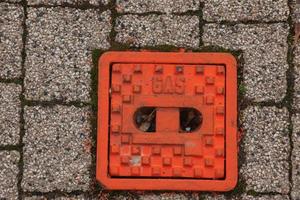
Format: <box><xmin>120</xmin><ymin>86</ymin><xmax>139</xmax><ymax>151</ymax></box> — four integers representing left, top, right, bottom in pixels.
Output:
<box><xmin>2</xmin><ymin>0</ymin><xmax>294</xmax><ymax>21</ymax></box>
<box><xmin>2</xmin><ymin>1</ymin><xmax>203</xmax><ymax>15</ymax></box>
<box><xmin>17</xmin><ymin>0</ymin><xmax>28</xmax><ymax>199</ymax></box>
<box><xmin>287</xmin><ymin>1</ymin><xmax>297</xmax><ymax>199</ymax></box>
<box><xmin>1</xmin><ymin>0</ymin><xmax>109</xmax><ymax>10</ymax></box>
<box><xmin>0</xmin><ymin>78</ymin><xmax>23</xmax><ymax>84</ymax></box>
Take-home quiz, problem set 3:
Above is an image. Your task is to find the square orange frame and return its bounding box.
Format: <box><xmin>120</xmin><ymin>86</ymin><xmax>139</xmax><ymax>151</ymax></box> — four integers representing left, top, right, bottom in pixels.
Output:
<box><xmin>96</xmin><ymin>51</ymin><xmax>238</xmax><ymax>191</ymax></box>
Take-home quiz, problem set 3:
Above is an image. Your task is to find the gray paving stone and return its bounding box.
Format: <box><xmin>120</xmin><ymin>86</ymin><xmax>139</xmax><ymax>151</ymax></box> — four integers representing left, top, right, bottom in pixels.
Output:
<box><xmin>4</xmin><ymin>0</ymin><xmax>22</xmax><ymax>2</ymax></box>
<box><xmin>24</xmin><ymin>195</ymin><xmax>88</xmax><ymax>200</ymax></box>
<box><xmin>201</xmin><ymin>194</ymin><xmax>290</xmax><ymax>200</ymax></box>
<box><xmin>292</xmin><ymin>114</ymin><xmax>300</xmax><ymax>200</ymax></box>
<box><xmin>0</xmin><ymin>3</ymin><xmax>23</xmax><ymax>79</ymax></box>
<box><xmin>22</xmin><ymin>105</ymin><xmax>92</xmax><ymax>192</ymax></box>
<box><xmin>240</xmin><ymin>195</ymin><xmax>289</xmax><ymax>200</ymax></box>
<box><xmin>54</xmin><ymin>196</ymin><xmax>86</xmax><ymax>200</ymax></box>
<box><xmin>203</xmin><ymin>0</ymin><xmax>289</xmax><ymax>22</ymax></box>
<box><xmin>115</xmin><ymin>15</ymin><xmax>199</xmax><ymax>48</ymax></box>
<box><xmin>24</xmin><ymin>196</ymin><xmax>47</xmax><ymax>200</ymax></box>
<box><xmin>27</xmin><ymin>0</ymin><xmax>109</xmax><ymax>5</ymax></box>
<box><xmin>0</xmin><ymin>151</ymin><xmax>20</xmax><ymax>200</ymax></box>
<box><xmin>138</xmin><ymin>193</ymin><xmax>190</xmax><ymax>200</ymax></box>
<box><xmin>116</xmin><ymin>0</ymin><xmax>199</xmax><ymax>13</ymax></box>
<box><xmin>0</xmin><ymin>83</ymin><xmax>21</xmax><ymax>145</ymax></box>
<box><xmin>292</xmin><ymin>0</ymin><xmax>300</xmax><ymax>23</ymax></box>
<box><xmin>293</xmin><ymin>43</ymin><xmax>300</xmax><ymax>110</ymax></box>
<box><xmin>101</xmin><ymin>193</ymin><xmax>133</xmax><ymax>200</ymax></box>
<box><xmin>24</xmin><ymin>196</ymin><xmax>88</xmax><ymax>200</ymax></box>
<box><xmin>203</xmin><ymin>23</ymin><xmax>289</xmax><ymax>102</ymax></box>
<box><xmin>201</xmin><ymin>194</ymin><xmax>226</xmax><ymax>200</ymax></box>
<box><xmin>25</xmin><ymin>8</ymin><xmax>111</xmax><ymax>102</ymax></box>
<box><xmin>241</xmin><ymin>106</ymin><xmax>290</xmax><ymax>194</ymax></box>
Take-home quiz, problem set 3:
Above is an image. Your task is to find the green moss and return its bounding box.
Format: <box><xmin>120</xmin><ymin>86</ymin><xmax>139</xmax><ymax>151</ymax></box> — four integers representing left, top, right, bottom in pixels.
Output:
<box><xmin>110</xmin><ymin>41</ymin><xmax>134</xmax><ymax>51</ymax></box>
<box><xmin>224</xmin><ymin>178</ymin><xmax>246</xmax><ymax>197</ymax></box>
<box><xmin>197</xmin><ymin>45</ymin><xmax>232</xmax><ymax>53</ymax></box>
<box><xmin>142</xmin><ymin>45</ymin><xmax>180</xmax><ymax>52</ymax></box>
<box><xmin>108</xmin><ymin>191</ymin><xmax>138</xmax><ymax>200</ymax></box>
<box><xmin>246</xmin><ymin>190</ymin><xmax>260</xmax><ymax>196</ymax></box>
<box><xmin>89</xmin><ymin>49</ymin><xmax>105</xmax><ymax>193</ymax></box>
<box><xmin>238</xmin><ymin>83</ymin><xmax>247</xmax><ymax>97</ymax></box>
<box><xmin>91</xmin><ymin>49</ymin><xmax>105</xmax><ymax>111</ymax></box>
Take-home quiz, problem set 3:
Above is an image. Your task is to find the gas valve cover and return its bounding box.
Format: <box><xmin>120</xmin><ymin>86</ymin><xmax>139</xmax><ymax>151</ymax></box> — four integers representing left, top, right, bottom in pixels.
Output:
<box><xmin>96</xmin><ymin>51</ymin><xmax>238</xmax><ymax>191</ymax></box>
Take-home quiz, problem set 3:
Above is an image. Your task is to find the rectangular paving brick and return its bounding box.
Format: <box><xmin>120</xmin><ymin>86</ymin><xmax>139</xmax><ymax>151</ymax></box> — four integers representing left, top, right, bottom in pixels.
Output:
<box><xmin>240</xmin><ymin>195</ymin><xmax>289</xmax><ymax>200</ymax></box>
<box><xmin>25</xmin><ymin>8</ymin><xmax>111</xmax><ymax>102</ymax></box>
<box><xmin>241</xmin><ymin>106</ymin><xmax>290</xmax><ymax>194</ymax></box>
<box><xmin>25</xmin><ymin>196</ymin><xmax>87</xmax><ymax>200</ymax></box>
<box><xmin>115</xmin><ymin>15</ymin><xmax>199</xmax><ymax>48</ymax></box>
<box><xmin>138</xmin><ymin>193</ymin><xmax>190</xmax><ymax>200</ymax></box>
<box><xmin>24</xmin><ymin>197</ymin><xmax>47</xmax><ymax>200</ymax></box>
<box><xmin>116</xmin><ymin>0</ymin><xmax>199</xmax><ymax>13</ymax></box>
<box><xmin>27</xmin><ymin>0</ymin><xmax>109</xmax><ymax>5</ymax></box>
<box><xmin>201</xmin><ymin>194</ymin><xmax>290</xmax><ymax>200</ymax></box>
<box><xmin>293</xmin><ymin>43</ymin><xmax>300</xmax><ymax>110</ymax></box>
<box><xmin>292</xmin><ymin>114</ymin><xmax>300</xmax><ymax>200</ymax></box>
<box><xmin>55</xmin><ymin>196</ymin><xmax>87</xmax><ymax>200</ymax></box>
<box><xmin>203</xmin><ymin>0</ymin><xmax>289</xmax><ymax>22</ymax></box>
<box><xmin>292</xmin><ymin>0</ymin><xmax>300</xmax><ymax>23</ymax></box>
<box><xmin>0</xmin><ymin>83</ymin><xmax>21</xmax><ymax>146</ymax></box>
<box><xmin>0</xmin><ymin>151</ymin><xmax>20</xmax><ymax>200</ymax></box>
<box><xmin>201</xmin><ymin>194</ymin><xmax>226</xmax><ymax>200</ymax></box>
<box><xmin>4</xmin><ymin>0</ymin><xmax>22</xmax><ymax>2</ymax></box>
<box><xmin>0</xmin><ymin>3</ymin><xmax>23</xmax><ymax>79</ymax></box>
<box><xmin>203</xmin><ymin>23</ymin><xmax>289</xmax><ymax>102</ymax></box>
<box><xmin>22</xmin><ymin>106</ymin><xmax>92</xmax><ymax>192</ymax></box>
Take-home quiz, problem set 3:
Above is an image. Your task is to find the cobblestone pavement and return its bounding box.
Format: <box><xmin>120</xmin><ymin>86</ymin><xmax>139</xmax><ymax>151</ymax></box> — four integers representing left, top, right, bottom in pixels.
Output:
<box><xmin>0</xmin><ymin>0</ymin><xmax>299</xmax><ymax>199</ymax></box>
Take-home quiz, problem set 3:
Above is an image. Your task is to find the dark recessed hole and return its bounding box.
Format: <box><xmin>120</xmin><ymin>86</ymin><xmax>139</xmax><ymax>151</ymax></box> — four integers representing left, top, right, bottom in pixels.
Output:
<box><xmin>180</xmin><ymin>108</ymin><xmax>202</xmax><ymax>132</ymax></box>
<box><xmin>134</xmin><ymin>107</ymin><xmax>156</xmax><ymax>132</ymax></box>
<box><xmin>134</xmin><ymin>107</ymin><xmax>202</xmax><ymax>133</ymax></box>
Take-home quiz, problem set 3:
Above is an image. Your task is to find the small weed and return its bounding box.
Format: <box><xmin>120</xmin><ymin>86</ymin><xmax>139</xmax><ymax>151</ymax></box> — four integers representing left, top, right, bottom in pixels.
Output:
<box><xmin>238</xmin><ymin>83</ymin><xmax>247</xmax><ymax>97</ymax></box>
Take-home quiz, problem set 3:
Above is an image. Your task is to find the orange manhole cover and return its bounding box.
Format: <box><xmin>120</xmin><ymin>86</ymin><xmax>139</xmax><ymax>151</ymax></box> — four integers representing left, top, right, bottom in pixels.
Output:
<box><xmin>96</xmin><ymin>52</ymin><xmax>238</xmax><ymax>191</ymax></box>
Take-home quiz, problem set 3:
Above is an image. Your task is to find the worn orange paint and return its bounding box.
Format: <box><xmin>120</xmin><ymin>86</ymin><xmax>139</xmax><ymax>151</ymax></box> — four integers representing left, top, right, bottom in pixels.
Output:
<box><xmin>96</xmin><ymin>51</ymin><xmax>238</xmax><ymax>191</ymax></box>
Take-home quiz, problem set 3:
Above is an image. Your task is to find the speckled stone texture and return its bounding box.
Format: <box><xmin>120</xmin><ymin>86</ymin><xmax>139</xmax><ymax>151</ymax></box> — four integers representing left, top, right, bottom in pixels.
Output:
<box><xmin>24</xmin><ymin>196</ymin><xmax>87</xmax><ymax>200</ymax></box>
<box><xmin>0</xmin><ymin>151</ymin><xmax>20</xmax><ymax>200</ymax></box>
<box><xmin>203</xmin><ymin>0</ymin><xmax>289</xmax><ymax>22</ymax></box>
<box><xmin>138</xmin><ymin>193</ymin><xmax>190</xmax><ymax>200</ymax></box>
<box><xmin>27</xmin><ymin>0</ymin><xmax>109</xmax><ymax>5</ymax></box>
<box><xmin>200</xmin><ymin>194</ymin><xmax>290</xmax><ymax>200</ymax></box>
<box><xmin>3</xmin><ymin>0</ymin><xmax>22</xmax><ymax>2</ymax></box>
<box><xmin>115</xmin><ymin>15</ymin><xmax>199</xmax><ymax>48</ymax></box>
<box><xmin>22</xmin><ymin>106</ymin><xmax>92</xmax><ymax>192</ymax></box>
<box><xmin>240</xmin><ymin>195</ymin><xmax>290</xmax><ymax>200</ymax></box>
<box><xmin>116</xmin><ymin>0</ymin><xmax>199</xmax><ymax>13</ymax></box>
<box><xmin>54</xmin><ymin>196</ymin><xmax>87</xmax><ymax>200</ymax></box>
<box><xmin>292</xmin><ymin>0</ymin><xmax>300</xmax><ymax>23</ymax></box>
<box><xmin>0</xmin><ymin>83</ymin><xmax>21</xmax><ymax>145</ymax></box>
<box><xmin>292</xmin><ymin>114</ymin><xmax>300</xmax><ymax>200</ymax></box>
<box><xmin>25</xmin><ymin>8</ymin><xmax>111</xmax><ymax>102</ymax></box>
<box><xmin>201</xmin><ymin>194</ymin><xmax>226</xmax><ymax>200</ymax></box>
<box><xmin>23</xmin><ymin>197</ymin><xmax>47</xmax><ymax>200</ymax></box>
<box><xmin>241</xmin><ymin>106</ymin><xmax>290</xmax><ymax>194</ymax></box>
<box><xmin>203</xmin><ymin>23</ymin><xmax>289</xmax><ymax>102</ymax></box>
<box><xmin>293</xmin><ymin>43</ymin><xmax>300</xmax><ymax>110</ymax></box>
<box><xmin>0</xmin><ymin>3</ymin><xmax>24</xmax><ymax>79</ymax></box>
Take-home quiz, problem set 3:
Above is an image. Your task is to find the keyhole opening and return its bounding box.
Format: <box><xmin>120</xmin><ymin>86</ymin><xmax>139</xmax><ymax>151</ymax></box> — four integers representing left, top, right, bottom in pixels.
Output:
<box><xmin>134</xmin><ymin>107</ymin><xmax>156</xmax><ymax>132</ymax></box>
<box><xmin>179</xmin><ymin>108</ymin><xmax>202</xmax><ymax>133</ymax></box>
